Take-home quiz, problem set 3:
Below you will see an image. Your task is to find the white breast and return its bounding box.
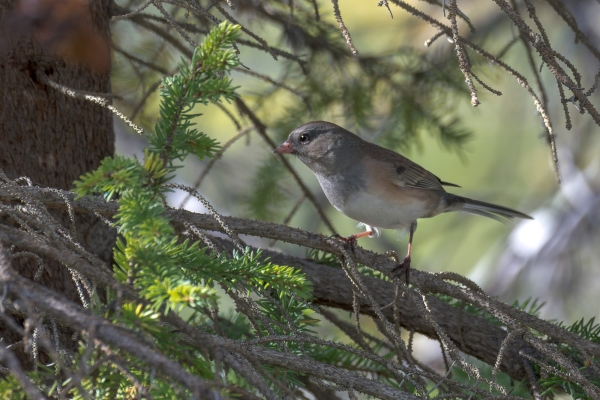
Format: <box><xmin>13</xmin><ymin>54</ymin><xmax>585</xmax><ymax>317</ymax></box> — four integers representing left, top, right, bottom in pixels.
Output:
<box><xmin>334</xmin><ymin>189</ymin><xmax>429</xmax><ymax>231</ymax></box>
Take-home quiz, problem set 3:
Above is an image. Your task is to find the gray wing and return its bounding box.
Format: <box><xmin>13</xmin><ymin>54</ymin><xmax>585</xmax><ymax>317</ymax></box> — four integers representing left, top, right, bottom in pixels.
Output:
<box><xmin>393</xmin><ymin>162</ymin><xmax>447</xmax><ymax>190</ymax></box>
<box><xmin>366</xmin><ymin>143</ymin><xmax>460</xmax><ymax>190</ymax></box>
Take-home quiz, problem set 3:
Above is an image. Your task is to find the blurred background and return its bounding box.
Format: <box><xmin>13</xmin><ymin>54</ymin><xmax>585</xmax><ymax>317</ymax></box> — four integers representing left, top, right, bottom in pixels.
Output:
<box><xmin>110</xmin><ymin>0</ymin><xmax>600</xmax><ymax>375</ymax></box>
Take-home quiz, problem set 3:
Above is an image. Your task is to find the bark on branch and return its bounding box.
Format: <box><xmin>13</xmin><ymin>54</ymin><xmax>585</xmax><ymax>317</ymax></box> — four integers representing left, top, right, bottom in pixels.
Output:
<box><xmin>2</xmin><ymin>186</ymin><xmax>587</xmax><ymax>382</ymax></box>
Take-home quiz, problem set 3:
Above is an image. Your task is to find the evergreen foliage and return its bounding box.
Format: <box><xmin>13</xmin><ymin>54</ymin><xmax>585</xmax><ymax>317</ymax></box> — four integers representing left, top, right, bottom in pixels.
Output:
<box><xmin>16</xmin><ymin>22</ymin><xmax>314</xmax><ymax>398</ymax></box>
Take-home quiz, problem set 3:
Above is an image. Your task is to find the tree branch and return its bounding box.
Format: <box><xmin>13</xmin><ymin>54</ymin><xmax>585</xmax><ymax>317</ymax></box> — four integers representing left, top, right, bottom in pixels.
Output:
<box><xmin>0</xmin><ymin>185</ymin><xmax>578</xmax><ymax>382</ymax></box>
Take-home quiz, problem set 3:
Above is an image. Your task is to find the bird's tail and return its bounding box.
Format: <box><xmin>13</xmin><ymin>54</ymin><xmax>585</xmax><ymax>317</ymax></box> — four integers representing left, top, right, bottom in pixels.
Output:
<box><xmin>447</xmin><ymin>195</ymin><xmax>533</xmax><ymax>222</ymax></box>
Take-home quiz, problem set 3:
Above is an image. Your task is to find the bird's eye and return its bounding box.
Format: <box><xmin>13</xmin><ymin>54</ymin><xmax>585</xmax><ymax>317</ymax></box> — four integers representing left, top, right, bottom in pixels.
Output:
<box><xmin>299</xmin><ymin>134</ymin><xmax>310</xmax><ymax>143</ymax></box>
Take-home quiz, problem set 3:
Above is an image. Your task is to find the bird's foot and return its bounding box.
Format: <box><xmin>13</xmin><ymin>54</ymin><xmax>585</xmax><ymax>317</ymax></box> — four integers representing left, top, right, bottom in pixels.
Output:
<box><xmin>330</xmin><ymin>234</ymin><xmax>358</xmax><ymax>254</ymax></box>
<box><xmin>392</xmin><ymin>256</ymin><xmax>411</xmax><ymax>285</ymax></box>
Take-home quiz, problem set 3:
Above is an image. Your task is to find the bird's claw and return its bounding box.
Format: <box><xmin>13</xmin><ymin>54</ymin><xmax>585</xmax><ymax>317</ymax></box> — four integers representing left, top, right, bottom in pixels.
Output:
<box><xmin>392</xmin><ymin>256</ymin><xmax>411</xmax><ymax>285</ymax></box>
<box><xmin>329</xmin><ymin>234</ymin><xmax>357</xmax><ymax>254</ymax></box>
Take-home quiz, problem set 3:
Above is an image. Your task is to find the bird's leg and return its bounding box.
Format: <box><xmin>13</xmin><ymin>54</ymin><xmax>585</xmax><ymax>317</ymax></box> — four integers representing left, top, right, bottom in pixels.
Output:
<box><xmin>392</xmin><ymin>222</ymin><xmax>416</xmax><ymax>285</ymax></box>
<box><xmin>331</xmin><ymin>230</ymin><xmax>373</xmax><ymax>253</ymax></box>
<box><xmin>344</xmin><ymin>230</ymin><xmax>373</xmax><ymax>253</ymax></box>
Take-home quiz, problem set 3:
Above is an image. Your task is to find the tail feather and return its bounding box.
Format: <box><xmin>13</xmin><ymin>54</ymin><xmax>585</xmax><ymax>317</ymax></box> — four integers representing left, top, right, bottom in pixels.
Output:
<box><xmin>449</xmin><ymin>195</ymin><xmax>533</xmax><ymax>221</ymax></box>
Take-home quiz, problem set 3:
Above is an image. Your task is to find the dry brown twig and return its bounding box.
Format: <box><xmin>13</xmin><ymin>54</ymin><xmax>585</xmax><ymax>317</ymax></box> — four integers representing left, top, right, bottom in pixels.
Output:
<box><xmin>331</xmin><ymin>0</ymin><xmax>358</xmax><ymax>55</ymax></box>
<box><xmin>379</xmin><ymin>0</ymin><xmax>600</xmax><ymax>183</ymax></box>
<box><xmin>447</xmin><ymin>0</ymin><xmax>480</xmax><ymax>107</ymax></box>
<box><xmin>491</xmin><ymin>0</ymin><xmax>600</xmax><ymax>125</ymax></box>
<box><xmin>152</xmin><ymin>0</ymin><xmax>198</xmax><ymax>47</ymax></box>
<box><xmin>232</xmin><ymin>67</ymin><xmax>311</xmax><ymax>111</ymax></box>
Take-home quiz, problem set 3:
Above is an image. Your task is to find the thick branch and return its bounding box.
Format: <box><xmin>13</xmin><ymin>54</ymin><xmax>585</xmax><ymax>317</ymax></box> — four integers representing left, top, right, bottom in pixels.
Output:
<box><xmin>3</xmin><ymin>187</ymin><xmax>598</xmax><ymax>368</ymax></box>
<box><xmin>214</xmin><ymin>237</ymin><xmax>540</xmax><ymax>381</ymax></box>
<box><xmin>0</xmin><ymin>186</ymin><xmax>565</xmax><ymax>381</ymax></box>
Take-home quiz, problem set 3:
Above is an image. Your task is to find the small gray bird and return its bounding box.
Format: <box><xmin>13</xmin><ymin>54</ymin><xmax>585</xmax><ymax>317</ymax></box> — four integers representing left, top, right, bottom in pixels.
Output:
<box><xmin>274</xmin><ymin>121</ymin><xmax>532</xmax><ymax>279</ymax></box>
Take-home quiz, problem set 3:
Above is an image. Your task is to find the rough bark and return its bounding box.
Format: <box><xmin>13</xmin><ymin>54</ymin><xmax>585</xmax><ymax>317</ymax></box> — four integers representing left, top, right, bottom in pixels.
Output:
<box><xmin>0</xmin><ymin>0</ymin><xmax>115</xmax><ymax>366</ymax></box>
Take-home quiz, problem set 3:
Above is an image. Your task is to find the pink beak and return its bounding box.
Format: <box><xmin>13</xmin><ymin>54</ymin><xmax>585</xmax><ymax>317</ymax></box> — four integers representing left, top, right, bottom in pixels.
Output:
<box><xmin>273</xmin><ymin>141</ymin><xmax>294</xmax><ymax>154</ymax></box>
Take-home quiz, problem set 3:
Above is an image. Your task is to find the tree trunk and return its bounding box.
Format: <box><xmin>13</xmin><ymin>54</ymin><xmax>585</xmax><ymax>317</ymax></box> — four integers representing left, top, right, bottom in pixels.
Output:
<box><xmin>0</xmin><ymin>0</ymin><xmax>115</xmax><ymax>367</ymax></box>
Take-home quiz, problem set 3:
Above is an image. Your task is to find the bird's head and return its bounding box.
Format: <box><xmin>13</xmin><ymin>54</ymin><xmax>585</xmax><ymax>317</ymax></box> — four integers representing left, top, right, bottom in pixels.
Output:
<box><xmin>274</xmin><ymin>121</ymin><xmax>360</xmax><ymax>174</ymax></box>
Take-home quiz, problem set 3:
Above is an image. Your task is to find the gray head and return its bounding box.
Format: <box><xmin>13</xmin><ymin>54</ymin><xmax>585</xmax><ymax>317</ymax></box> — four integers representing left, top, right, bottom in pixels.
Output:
<box><xmin>274</xmin><ymin>121</ymin><xmax>363</xmax><ymax>175</ymax></box>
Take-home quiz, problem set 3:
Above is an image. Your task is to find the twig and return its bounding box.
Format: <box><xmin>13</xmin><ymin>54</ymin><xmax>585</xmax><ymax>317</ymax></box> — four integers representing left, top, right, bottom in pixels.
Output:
<box><xmin>308</xmin><ymin>0</ymin><xmax>320</xmax><ymax>21</ymax></box>
<box><xmin>130</xmin><ymin>77</ymin><xmax>165</xmax><ymax>121</ymax></box>
<box><xmin>36</xmin><ymin>72</ymin><xmax>121</xmax><ymax>100</ymax></box>
<box><xmin>152</xmin><ymin>0</ymin><xmax>198</xmax><ymax>47</ymax></box>
<box><xmin>2</xmin><ymin>184</ymin><xmax>597</xmax><ymax>385</ymax></box>
<box><xmin>111</xmin><ymin>0</ymin><xmax>154</xmax><ymax>20</ymax></box>
<box><xmin>112</xmin><ymin>44</ymin><xmax>170</xmax><ymax>75</ymax></box>
<box><xmin>495</xmin><ymin>35</ymin><xmax>519</xmax><ymax>60</ymax></box>
<box><xmin>268</xmin><ymin>195</ymin><xmax>305</xmax><ymax>247</ymax></box>
<box><xmin>0</xmin><ymin>250</ymin><xmax>47</xmax><ymax>400</ymax></box>
<box><xmin>491</xmin><ymin>0</ymin><xmax>600</xmax><ymax>126</ymax></box>
<box><xmin>129</xmin><ymin>15</ymin><xmax>193</xmax><ymax>58</ymax></box>
<box><xmin>330</xmin><ymin>0</ymin><xmax>358</xmax><ymax>55</ymax></box>
<box><xmin>36</xmin><ymin>71</ymin><xmax>144</xmax><ymax>135</ymax></box>
<box><xmin>179</xmin><ymin>127</ymin><xmax>253</xmax><ymax>209</ymax></box>
<box><xmin>165</xmin><ymin>183</ymin><xmax>245</xmax><ymax>251</ymax></box>
<box><xmin>0</xmin><ymin>345</ymin><xmax>46</xmax><ymax>400</ymax></box>
<box><xmin>385</xmin><ymin>0</ymin><xmax>565</xmax><ymax>180</ymax></box>
<box><xmin>0</xmin><ymin>266</ymin><xmax>218</xmax><ymax>398</ymax></box>
<box><xmin>129</xmin><ymin>9</ymin><xmax>308</xmax><ymax>71</ymax></box>
<box><xmin>492</xmin><ymin>329</ymin><xmax>522</xmax><ymax>380</ymax></box>
<box><xmin>378</xmin><ymin>0</ymin><xmax>394</xmax><ymax>18</ymax></box>
<box><xmin>522</xmin><ymin>359</ymin><xmax>542</xmax><ymax>400</ymax></box>
<box><xmin>213</xmin><ymin>2</ymin><xmax>278</xmax><ymax>60</ymax></box>
<box><xmin>459</xmin><ymin>38</ymin><xmax>561</xmax><ymax>183</ymax></box>
<box><xmin>447</xmin><ymin>0</ymin><xmax>479</xmax><ymax>106</ymax></box>
<box><xmin>424</xmin><ymin>30</ymin><xmax>446</xmax><ymax>47</ymax></box>
<box><xmin>584</xmin><ymin>68</ymin><xmax>600</xmax><ymax>97</ymax></box>
<box><xmin>232</xmin><ymin>67</ymin><xmax>311</xmax><ymax>111</ymax></box>
<box><xmin>216</xmin><ymin>102</ymin><xmax>242</xmax><ymax>130</ymax></box>
<box><xmin>545</xmin><ymin>0</ymin><xmax>600</xmax><ymax>63</ymax></box>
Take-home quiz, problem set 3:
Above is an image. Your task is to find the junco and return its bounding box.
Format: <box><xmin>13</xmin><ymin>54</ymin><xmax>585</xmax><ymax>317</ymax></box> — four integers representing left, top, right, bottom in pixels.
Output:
<box><xmin>274</xmin><ymin>121</ymin><xmax>532</xmax><ymax>280</ymax></box>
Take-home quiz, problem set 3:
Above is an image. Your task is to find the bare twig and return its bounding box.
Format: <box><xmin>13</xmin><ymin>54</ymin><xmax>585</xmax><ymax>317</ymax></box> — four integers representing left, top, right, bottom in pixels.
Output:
<box><xmin>213</xmin><ymin>2</ymin><xmax>278</xmax><ymax>59</ymax></box>
<box><xmin>232</xmin><ymin>67</ymin><xmax>311</xmax><ymax>111</ymax></box>
<box><xmin>36</xmin><ymin>71</ymin><xmax>144</xmax><ymax>135</ymax></box>
<box><xmin>165</xmin><ymin>183</ymin><xmax>245</xmax><ymax>251</ymax></box>
<box><xmin>545</xmin><ymin>0</ymin><xmax>600</xmax><ymax>63</ymax></box>
<box><xmin>0</xmin><ymin>344</ymin><xmax>46</xmax><ymax>400</ymax></box>
<box><xmin>0</xmin><ymin>266</ymin><xmax>218</xmax><ymax>398</ymax></box>
<box><xmin>447</xmin><ymin>0</ymin><xmax>479</xmax><ymax>106</ymax></box>
<box><xmin>308</xmin><ymin>0</ymin><xmax>320</xmax><ymax>20</ymax></box>
<box><xmin>330</xmin><ymin>0</ymin><xmax>358</xmax><ymax>55</ymax></box>
<box><xmin>491</xmin><ymin>0</ymin><xmax>600</xmax><ymax>126</ymax></box>
<box><xmin>111</xmin><ymin>0</ymin><xmax>153</xmax><ymax>20</ymax></box>
<box><xmin>378</xmin><ymin>0</ymin><xmax>394</xmax><ymax>19</ymax></box>
<box><xmin>152</xmin><ymin>1</ymin><xmax>198</xmax><ymax>47</ymax></box>
<box><xmin>522</xmin><ymin>359</ymin><xmax>542</xmax><ymax>400</ymax></box>
<box><xmin>424</xmin><ymin>30</ymin><xmax>446</xmax><ymax>47</ymax></box>
<box><xmin>112</xmin><ymin>44</ymin><xmax>170</xmax><ymax>75</ymax></box>
<box><xmin>179</xmin><ymin>127</ymin><xmax>253</xmax><ymax>209</ymax></box>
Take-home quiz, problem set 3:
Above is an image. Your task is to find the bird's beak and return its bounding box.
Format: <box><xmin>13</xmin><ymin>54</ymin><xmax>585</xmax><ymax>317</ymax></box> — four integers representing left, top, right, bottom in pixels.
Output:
<box><xmin>273</xmin><ymin>141</ymin><xmax>294</xmax><ymax>154</ymax></box>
